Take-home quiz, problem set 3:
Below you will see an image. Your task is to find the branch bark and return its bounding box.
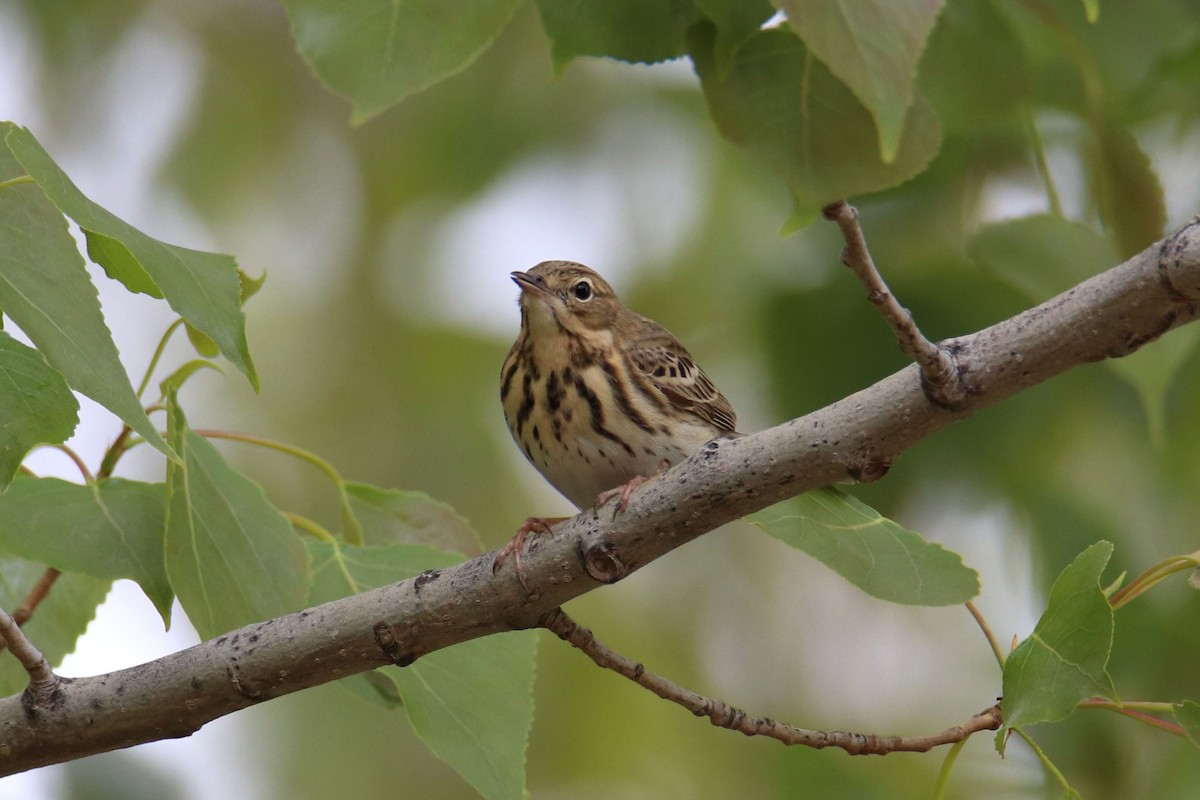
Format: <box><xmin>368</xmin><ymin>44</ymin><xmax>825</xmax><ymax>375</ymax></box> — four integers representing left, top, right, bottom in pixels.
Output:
<box><xmin>1</xmin><ymin>217</ymin><xmax>1198</xmax><ymax>775</ymax></box>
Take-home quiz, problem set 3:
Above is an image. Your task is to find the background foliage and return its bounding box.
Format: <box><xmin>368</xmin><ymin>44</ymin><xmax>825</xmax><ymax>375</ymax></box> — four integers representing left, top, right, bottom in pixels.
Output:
<box><xmin>2</xmin><ymin>0</ymin><xmax>1200</xmax><ymax>797</ymax></box>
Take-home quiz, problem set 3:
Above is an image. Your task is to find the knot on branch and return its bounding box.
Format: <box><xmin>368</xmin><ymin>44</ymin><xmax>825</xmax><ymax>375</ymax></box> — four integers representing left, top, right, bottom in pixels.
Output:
<box><xmin>919</xmin><ymin>344</ymin><xmax>970</xmax><ymax>410</ymax></box>
<box><xmin>1158</xmin><ymin>216</ymin><xmax>1200</xmax><ymax>305</ymax></box>
<box><xmin>373</xmin><ymin>622</ymin><xmax>420</xmax><ymax>667</ymax></box>
<box><xmin>580</xmin><ymin>541</ymin><xmax>630</xmax><ymax>583</ymax></box>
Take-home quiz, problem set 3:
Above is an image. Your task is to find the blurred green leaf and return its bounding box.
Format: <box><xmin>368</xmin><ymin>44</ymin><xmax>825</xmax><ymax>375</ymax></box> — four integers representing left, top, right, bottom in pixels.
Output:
<box><xmin>750</xmin><ymin>488</ymin><xmax>979</xmax><ymax>605</ymax></box>
<box><xmin>158</xmin><ymin>359</ymin><xmax>223</xmax><ymax>398</ymax></box>
<box><xmin>693</xmin><ymin>0</ymin><xmax>775</xmax><ymax>73</ymax></box>
<box><xmin>689</xmin><ymin>24</ymin><xmax>941</xmax><ymax>224</ymax></box>
<box><xmin>0</xmin><ymin>559</ymin><xmax>110</xmax><ymax>696</ymax></box>
<box><xmin>0</xmin><ymin>129</ymin><xmax>170</xmax><ymax>461</ymax></box>
<box><xmin>308</xmin><ymin>539</ymin><xmax>537</xmax><ymax>800</ymax></box>
<box><xmin>5</xmin><ymin>125</ymin><xmax>258</xmax><ymax>391</ymax></box>
<box><xmin>1000</xmin><ymin>541</ymin><xmax>1117</xmax><ymax>749</ymax></box>
<box><xmin>282</xmin><ymin>0</ymin><xmax>525</xmax><ymax>123</ymax></box>
<box><xmin>968</xmin><ymin>214</ymin><xmax>1119</xmax><ymax>301</ymax></box>
<box><xmin>1175</xmin><ymin>701</ymin><xmax>1200</xmax><ymax>749</ymax></box>
<box><xmin>1106</xmin><ymin>324</ymin><xmax>1200</xmax><ymax>448</ymax></box>
<box><xmin>919</xmin><ymin>0</ymin><xmax>1029</xmax><ymax>128</ymax></box>
<box><xmin>0</xmin><ymin>477</ymin><xmax>171</xmax><ymax>624</ymax></box>
<box><xmin>0</xmin><ymin>331</ymin><xmax>79</xmax><ymax>489</ymax></box>
<box><xmin>343</xmin><ymin>481</ymin><xmax>484</xmax><ymax>556</ymax></box>
<box><xmin>970</xmin><ymin>214</ymin><xmax>1200</xmax><ymax>445</ymax></box>
<box><xmin>1086</xmin><ymin>116</ymin><xmax>1166</xmax><ymax>259</ymax></box>
<box><xmin>776</xmin><ymin>0</ymin><xmax>946</xmax><ymax>162</ymax></box>
<box><xmin>164</xmin><ymin>398</ymin><xmax>311</xmax><ymax>639</ymax></box>
<box><xmin>534</xmin><ymin>0</ymin><xmax>699</xmax><ymax>69</ymax></box>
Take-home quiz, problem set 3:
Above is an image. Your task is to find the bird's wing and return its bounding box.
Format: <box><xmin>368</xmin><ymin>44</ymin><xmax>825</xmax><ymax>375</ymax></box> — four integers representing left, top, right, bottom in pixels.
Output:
<box><xmin>628</xmin><ymin>331</ymin><xmax>738</xmax><ymax>433</ymax></box>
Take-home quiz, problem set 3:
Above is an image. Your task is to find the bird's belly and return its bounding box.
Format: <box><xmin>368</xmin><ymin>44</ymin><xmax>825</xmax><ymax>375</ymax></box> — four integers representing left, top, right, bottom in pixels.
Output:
<box><xmin>525</xmin><ymin>412</ymin><xmax>714</xmax><ymax>509</ymax></box>
<box><xmin>502</xmin><ymin>352</ymin><xmax>723</xmax><ymax>509</ymax></box>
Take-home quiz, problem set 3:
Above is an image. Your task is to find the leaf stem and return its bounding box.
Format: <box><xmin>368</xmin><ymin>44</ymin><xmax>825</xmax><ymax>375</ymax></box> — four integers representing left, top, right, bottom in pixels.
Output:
<box><xmin>1013</xmin><ymin>728</ymin><xmax>1074</xmax><ymax>796</ymax></box>
<box><xmin>1025</xmin><ymin>109</ymin><xmax>1063</xmax><ymax>218</ymax></box>
<box><xmin>192</xmin><ymin>429</ymin><xmax>344</xmax><ymax>486</ymax></box>
<box><xmin>931</xmin><ymin>737</ymin><xmax>966</xmax><ymax>800</ymax></box>
<box><xmin>192</xmin><ymin>429</ymin><xmax>362</xmax><ymax>545</ymax></box>
<box><xmin>1078</xmin><ymin>698</ymin><xmax>1187</xmax><ymax>736</ymax></box>
<box><xmin>0</xmin><ymin>175</ymin><xmax>34</xmax><ymax>192</ymax></box>
<box><xmin>36</xmin><ymin>444</ymin><xmax>94</xmax><ymax>483</ymax></box>
<box><xmin>965</xmin><ymin>600</ymin><xmax>1005</xmax><ymax>668</ymax></box>
<box><xmin>137</xmin><ymin>319</ymin><xmax>185</xmax><ymax>400</ymax></box>
<box><xmin>1108</xmin><ymin>553</ymin><xmax>1199</xmax><ymax>610</ymax></box>
<box><xmin>285</xmin><ymin>512</ymin><xmax>338</xmax><ymax>544</ymax></box>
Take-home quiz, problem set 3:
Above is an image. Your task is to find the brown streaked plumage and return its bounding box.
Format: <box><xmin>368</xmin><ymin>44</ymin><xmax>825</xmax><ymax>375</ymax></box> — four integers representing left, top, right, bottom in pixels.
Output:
<box><xmin>496</xmin><ymin>260</ymin><xmax>738</xmax><ymax>586</ymax></box>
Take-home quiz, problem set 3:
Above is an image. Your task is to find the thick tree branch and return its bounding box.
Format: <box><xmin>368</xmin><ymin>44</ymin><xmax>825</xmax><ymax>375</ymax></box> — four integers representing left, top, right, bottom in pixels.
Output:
<box><xmin>539</xmin><ymin>607</ymin><xmax>1002</xmax><ymax>753</ymax></box>
<box><xmin>1</xmin><ymin>217</ymin><xmax>1198</xmax><ymax>775</ymax></box>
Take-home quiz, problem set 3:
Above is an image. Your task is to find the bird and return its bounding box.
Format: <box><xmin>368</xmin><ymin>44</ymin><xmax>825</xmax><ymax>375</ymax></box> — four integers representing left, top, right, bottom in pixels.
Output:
<box><xmin>496</xmin><ymin>260</ymin><xmax>737</xmax><ymax>587</ymax></box>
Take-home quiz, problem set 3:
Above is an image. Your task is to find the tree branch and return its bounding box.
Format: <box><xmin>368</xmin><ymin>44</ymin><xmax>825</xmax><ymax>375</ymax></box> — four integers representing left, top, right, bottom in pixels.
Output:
<box><xmin>539</xmin><ymin>607</ymin><xmax>1002</xmax><ymax>753</ymax></box>
<box><xmin>1</xmin><ymin>217</ymin><xmax>1198</xmax><ymax>775</ymax></box>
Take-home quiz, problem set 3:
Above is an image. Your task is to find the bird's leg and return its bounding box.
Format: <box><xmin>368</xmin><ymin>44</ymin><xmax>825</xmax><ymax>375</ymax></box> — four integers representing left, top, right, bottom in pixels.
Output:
<box><xmin>493</xmin><ymin>516</ymin><xmax>568</xmax><ymax>591</ymax></box>
<box><xmin>594</xmin><ymin>459</ymin><xmax>671</xmax><ymax>517</ymax></box>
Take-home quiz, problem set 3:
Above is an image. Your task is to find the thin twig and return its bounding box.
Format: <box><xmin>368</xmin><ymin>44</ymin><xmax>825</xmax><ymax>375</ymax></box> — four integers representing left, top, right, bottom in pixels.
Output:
<box><xmin>0</xmin><ymin>605</ymin><xmax>60</xmax><ymax>703</ymax></box>
<box><xmin>539</xmin><ymin>608</ymin><xmax>1001</xmax><ymax>755</ymax></box>
<box><xmin>13</xmin><ymin>567</ymin><xmax>62</xmax><ymax>626</ymax></box>
<box><xmin>0</xmin><ymin>568</ymin><xmax>64</xmax><ymax>655</ymax></box>
<box><xmin>822</xmin><ymin>200</ymin><xmax>965</xmax><ymax>407</ymax></box>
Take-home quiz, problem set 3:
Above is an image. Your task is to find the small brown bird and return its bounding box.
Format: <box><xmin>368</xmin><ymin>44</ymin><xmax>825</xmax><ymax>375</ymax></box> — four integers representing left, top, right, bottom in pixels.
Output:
<box><xmin>496</xmin><ymin>260</ymin><xmax>737</xmax><ymax>585</ymax></box>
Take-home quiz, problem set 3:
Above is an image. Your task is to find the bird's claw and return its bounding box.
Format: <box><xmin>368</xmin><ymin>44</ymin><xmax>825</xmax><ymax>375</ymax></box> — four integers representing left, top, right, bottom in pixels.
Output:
<box><xmin>493</xmin><ymin>517</ymin><xmax>560</xmax><ymax>592</ymax></box>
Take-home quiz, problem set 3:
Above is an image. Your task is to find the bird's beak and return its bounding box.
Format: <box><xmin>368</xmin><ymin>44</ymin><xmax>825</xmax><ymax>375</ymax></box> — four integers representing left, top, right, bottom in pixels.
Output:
<box><xmin>511</xmin><ymin>270</ymin><xmax>549</xmax><ymax>297</ymax></box>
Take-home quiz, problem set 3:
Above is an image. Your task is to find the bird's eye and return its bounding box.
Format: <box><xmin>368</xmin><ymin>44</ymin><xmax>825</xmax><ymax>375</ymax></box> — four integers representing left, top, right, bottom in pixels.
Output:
<box><xmin>572</xmin><ymin>280</ymin><xmax>593</xmax><ymax>302</ymax></box>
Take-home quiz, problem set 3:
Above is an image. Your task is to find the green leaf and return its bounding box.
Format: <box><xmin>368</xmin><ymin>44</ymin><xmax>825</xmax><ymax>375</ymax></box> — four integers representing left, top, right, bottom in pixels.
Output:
<box><xmin>0</xmin><ymin>477</ymin><xmax>172</xmax><ymax>624</ymax></box>
<box><xmin>164</xmin><ymin>397</ymin><xmax>311</xmax><ymax>638</ymax></box>
<box><xmin>1086</xmin><ymin>116</ymin><xmax>1167</xmax><ymax>259</ymax></box>
<box><xmin>534</xmin><ymin>0</ymin><xmax>700</xmax><ymax>70</ymax></box>
<box><xmin>776</xmin><ymin>0</ymin><xmax>947</xmax><ymax>162</ymax></box>
<box><xmin>282</xmin><ymin>0</ymin><xmax>524</xmax><ymax>123</ymax></box>
<box><xmin>308</xmin><ymin>539</ymin><xmax>462</xmax><ymax>605</ymax></box>
<box><xmin>0</xmin><ymin>331</ymin><xmax>79</xmax><ymax>489</ymax></box>
<box><xmin>0</xmin><ymin>558</ymin><xmax>111</xmax><ymax>696</ymax></box>
<box><xmin>308</xmin><ymin>539</ymin><xmax>536</xmax><ymax>800</ymax></box>
<box><xmin>750</xmin><ymin>488</ymin><xmax>979</xmax><ymax>605</ymax></box>
<box><xmin>238</xmin><ymin>268</ymin><xmax>267</xmax><ymax>304</ymax></box>
<box><xmin>688</xmin><ymin>24</ymin><xmax>941</xmax><ymax>225</ymax></box>
<box><xmin>1174</xmin><ymin>701</ymin><xmax>1200</xmax><ymax>750</ymax></box>
<box><xmin>184</xmin><ymin>321</ymin><xmax>220</xmax><ymax>358</ymax></box>
<box><xmin>1000</xmin><ymin>542</ymin><xmax>1117</xmax><ymax>750</ymax></box>
<box><xmin>0</xmin><ymin>133</ymin><xmax>170</xmax><ymax>461</ymax></box>
<box><xmin>4</xmin><ymin>125</ymin><xmax>257</xmax><ymax>390</ymax></box>
<box><xmin>343</xmin><ymin>481</ymin><xmax>484</xmax><ymax>556</ymax></box>
<box><xmin>391</xmin><ymin>632</ymin><xmax>537</xmax><ymax>800</ymax></box>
